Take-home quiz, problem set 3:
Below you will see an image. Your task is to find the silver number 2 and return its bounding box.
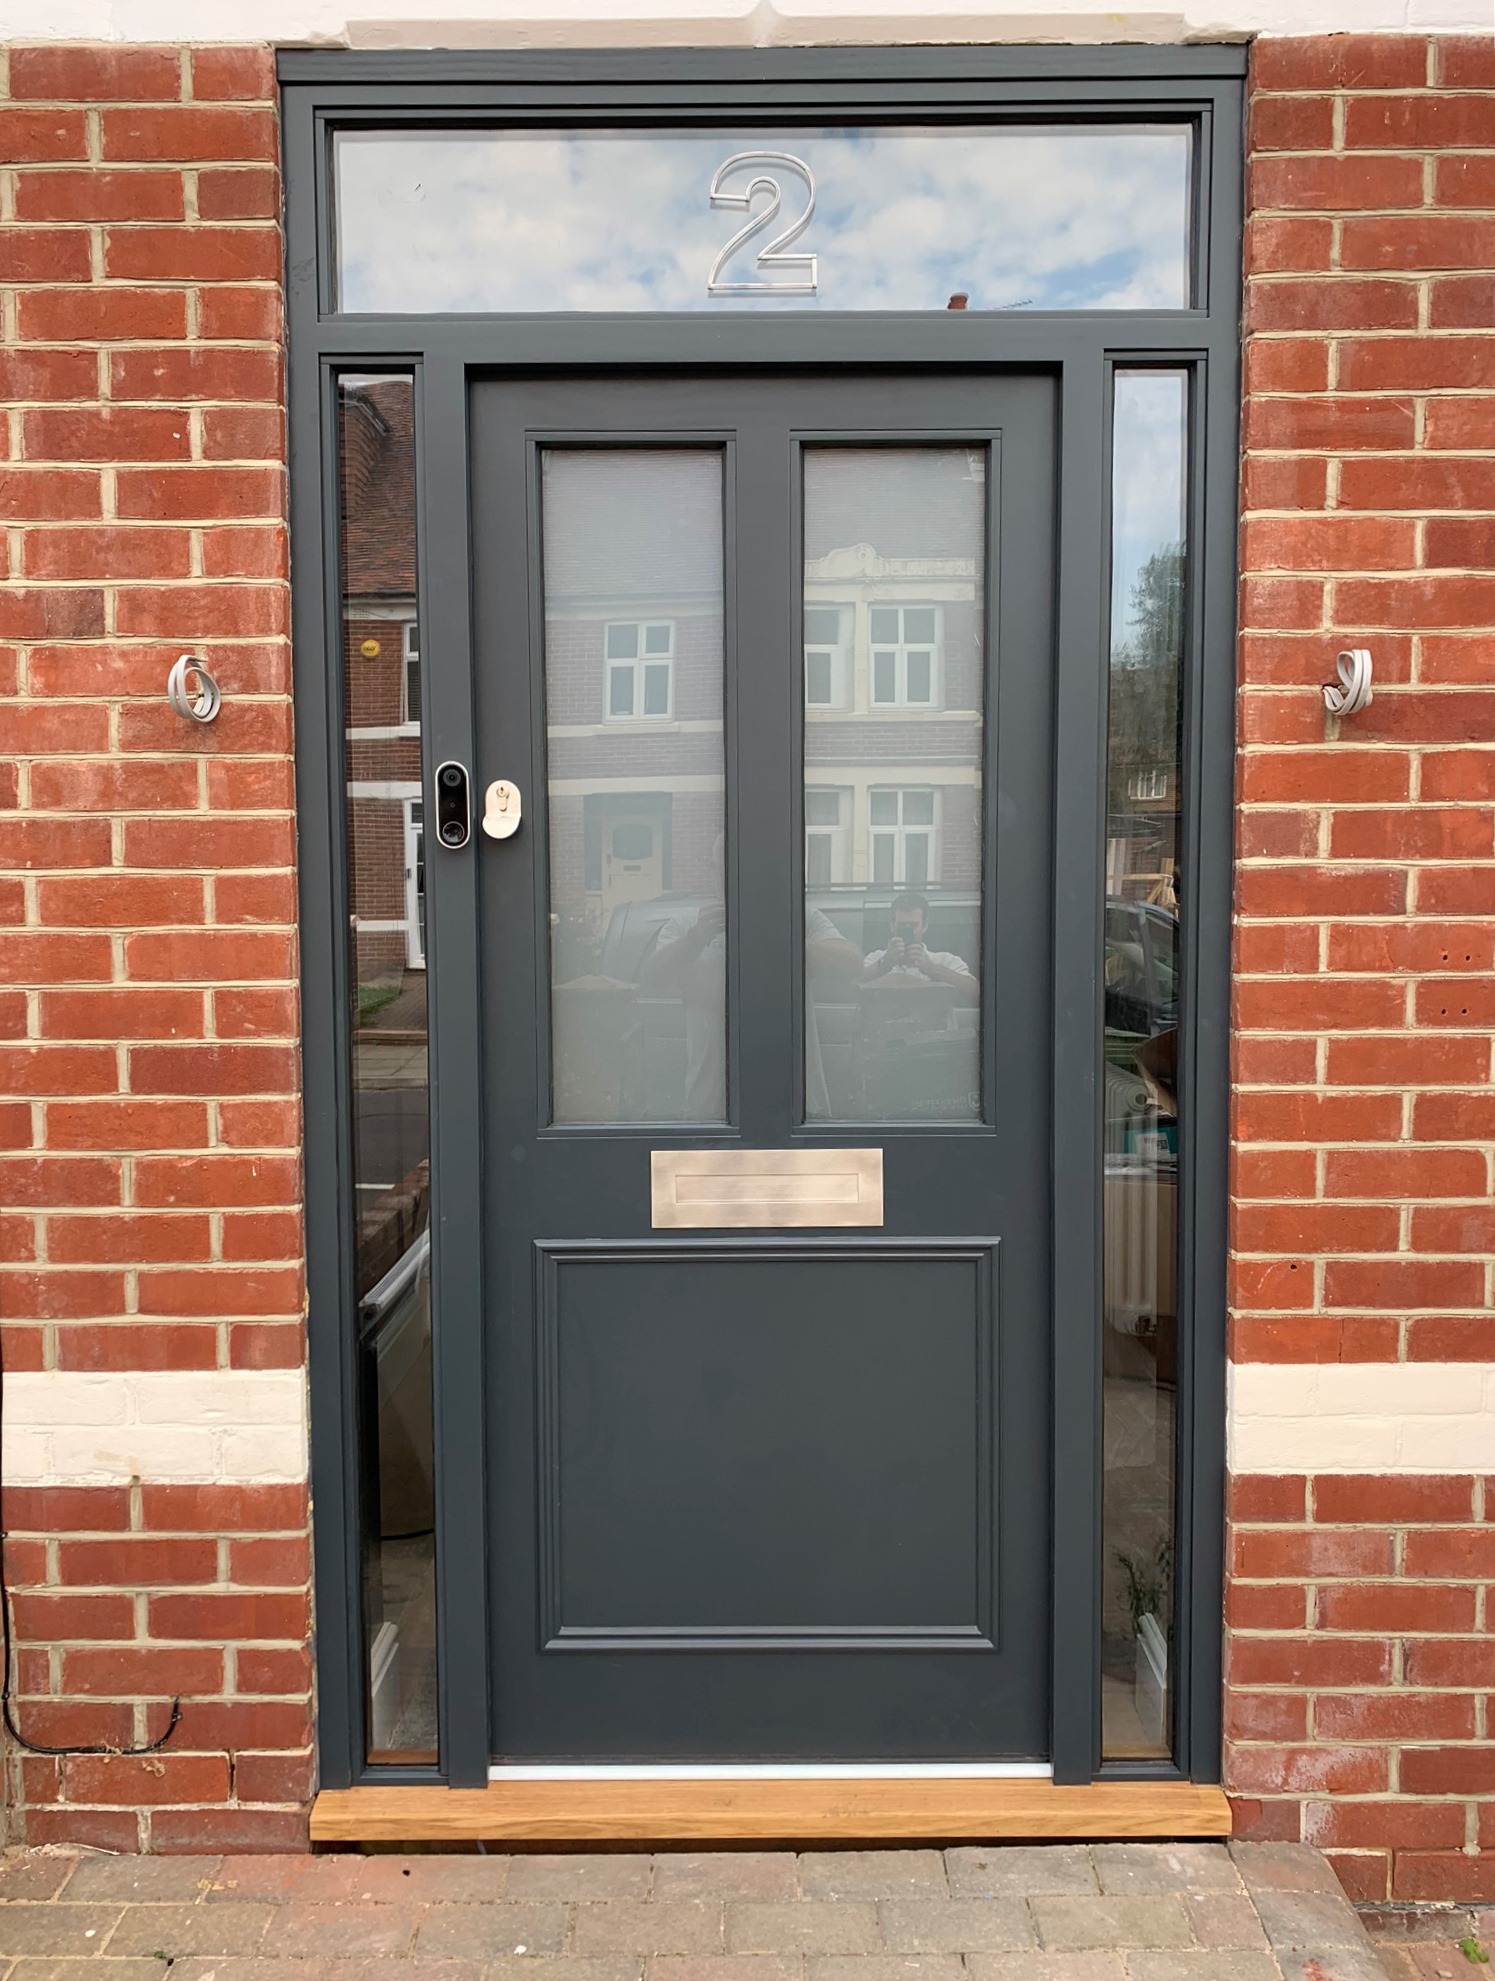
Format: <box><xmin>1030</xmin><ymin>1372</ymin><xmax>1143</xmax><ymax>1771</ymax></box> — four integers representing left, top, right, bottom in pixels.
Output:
<box><xmin>707</xmin><ymin>150</ymin><xmax>818</xmax><ymax>297</ymax></box>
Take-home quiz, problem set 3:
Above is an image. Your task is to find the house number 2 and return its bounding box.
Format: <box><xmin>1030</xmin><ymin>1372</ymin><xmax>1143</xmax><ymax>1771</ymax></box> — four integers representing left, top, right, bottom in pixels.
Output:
<box><xmin>707</xmin><ymin>151</ymin><xmax>819</xmax><ymax>297</ymax></box>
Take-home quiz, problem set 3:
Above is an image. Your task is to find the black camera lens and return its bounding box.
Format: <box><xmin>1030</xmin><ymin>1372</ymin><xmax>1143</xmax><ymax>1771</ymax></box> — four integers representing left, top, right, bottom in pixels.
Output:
<box><xmin>440</xmin><ymin>765</ymin><xmax>462</xmax><ymax>789</ymax></box>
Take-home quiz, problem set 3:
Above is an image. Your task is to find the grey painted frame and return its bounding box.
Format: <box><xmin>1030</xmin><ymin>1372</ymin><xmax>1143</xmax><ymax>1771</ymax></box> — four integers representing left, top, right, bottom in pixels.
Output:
<box><xmin>282</xmin><ymin>44</ymin><xmax>1243</xmax><ymax>1793</ymax></box>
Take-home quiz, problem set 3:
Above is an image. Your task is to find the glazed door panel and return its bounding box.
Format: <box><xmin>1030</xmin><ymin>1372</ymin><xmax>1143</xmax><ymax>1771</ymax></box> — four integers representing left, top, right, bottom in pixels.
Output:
<box><xmin>471</xmin><ymin>373</ymin><xmax>1056</xmax><ymax>1760</ymax></box>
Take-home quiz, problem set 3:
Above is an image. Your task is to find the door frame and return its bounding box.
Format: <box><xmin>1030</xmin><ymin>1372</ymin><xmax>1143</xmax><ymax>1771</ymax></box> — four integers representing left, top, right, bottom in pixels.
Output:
<box><xmin>282</xmin><ymin>44</ymin><xmax>1244</xmax><ymax>1794</ymax></box>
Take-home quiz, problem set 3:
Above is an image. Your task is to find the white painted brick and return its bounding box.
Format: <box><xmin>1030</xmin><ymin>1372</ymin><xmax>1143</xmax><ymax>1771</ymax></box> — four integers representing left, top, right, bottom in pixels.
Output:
<box><xmin>1230</xmin><ymin>1362</ymin><xmax>1495</xmax><ymax>1476</ymax></box>
<box><xmin>221</xmin><ymin>1423</ymin><xmax>311</xmax><ymax>1481</ymax></box>
<box><xmin>4</xmin><ymin>1372</ymin><xmax>309</xmax><ymax>1486</ymax></box>
<box><xmin>0</xmin><ymin>1429</ymin><xmax>53</xmax><ymax>1484</ymax></box>
<box><xmin>47</xmin><ymin>1427</ymin><xmax>223</xmax><ymax>1484</ymax></box>
<box><xmin>6</xmin><ymin>1373</ymin><xmax>129</xmax><ymax>1428</ymax></box>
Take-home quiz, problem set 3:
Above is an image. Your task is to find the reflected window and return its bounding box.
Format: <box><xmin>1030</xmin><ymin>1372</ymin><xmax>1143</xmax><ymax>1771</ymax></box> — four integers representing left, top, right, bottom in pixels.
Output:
<box><xmin>803</xmin><ymin>448</ymin><xmax>985</xmax><ymax>1124</ymax></box>
<box><xmin>335</xmin><ymin>125</ymin><xmax>1193</xmax><ymax>316</ymax></box>
<box><xmin>605</xmin><ymin>620</ymin><xmax>675</xmax><ymax>721</ymax></box>
<box><xmin>1101</xmin><ymin>369</ymin><xmax>1187</xmax><ymax>1762</ymax></box>
<box><xmin>338</xmin><ymin>374</ymin><xmax>437</xmax><ymax>1766</ymax></box>
<box><xmin>401</xmin><ymin>621</ymin><xmax>420</xmax><ymax>729</ymax></box>
<box><xmin>804</xmin><ymin>605</ymin><xmax>851</xmax><ymax>708</ymax></box>
<box><xmin>870</xmin><ymin>605</ymin><xmax>940</xmax><ymax>708</ymax></box>
<box><xmin>542</xmin><ymin>451</ymin><xmax>727</xmax><ymax>1124</ymax></box>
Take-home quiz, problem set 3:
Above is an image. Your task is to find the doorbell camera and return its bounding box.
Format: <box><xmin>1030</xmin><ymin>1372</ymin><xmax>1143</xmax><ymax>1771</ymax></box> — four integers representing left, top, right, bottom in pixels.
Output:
<box><xmin>435</xmin><ymin>761</ymin><xmax>471</xmax><ymax>849</ymax></box>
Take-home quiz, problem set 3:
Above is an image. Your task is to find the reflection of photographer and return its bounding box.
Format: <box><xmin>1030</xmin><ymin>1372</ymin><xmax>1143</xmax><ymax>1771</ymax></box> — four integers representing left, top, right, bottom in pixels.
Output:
<box><xmin>861</xmin><ymin>893</ymin><xmax>978</xmax><ymax>1006</ymax></box>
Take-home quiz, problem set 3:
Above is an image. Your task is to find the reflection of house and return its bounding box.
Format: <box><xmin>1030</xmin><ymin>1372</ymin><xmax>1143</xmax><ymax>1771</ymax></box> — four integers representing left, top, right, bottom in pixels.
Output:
<box><xmin>543</xmin><ymin>450</ymin><xmax>725</xmax><ymax>953</ymax></box>
<box><xmin>804</xmin><ymin>451</ymin><xmax>983</xmax><ymax>899</ymax></box>
<box><xmin>341</xmin><ymin>379</ymin><xmax>424</xmax><ymax>976</ymax></box>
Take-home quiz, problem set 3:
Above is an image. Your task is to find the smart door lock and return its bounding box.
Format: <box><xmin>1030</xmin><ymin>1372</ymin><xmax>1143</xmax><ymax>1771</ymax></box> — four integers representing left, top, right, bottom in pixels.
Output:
<box><xmin>434</xmin><ymin>761</ymin><xmax>471</xmax><ymax>849</ymax></box>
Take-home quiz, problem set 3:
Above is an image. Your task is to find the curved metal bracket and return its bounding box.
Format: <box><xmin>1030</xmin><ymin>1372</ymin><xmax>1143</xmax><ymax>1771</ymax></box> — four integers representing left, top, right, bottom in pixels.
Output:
<box><xmin>166</xmin><ymin>654</ymin><xmax>222</xmax><ymax>725</ymax></box>
<box><xmin>1323</xmin><ymin>647</ymin><xmax>1373</xmax><ymax>718</ymax></box>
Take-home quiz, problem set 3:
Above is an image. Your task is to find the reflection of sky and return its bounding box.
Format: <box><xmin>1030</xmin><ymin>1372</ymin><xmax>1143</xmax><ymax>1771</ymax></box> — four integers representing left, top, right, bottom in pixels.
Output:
<box><xmin>335</xmin><ymin>126</ymin><xmax>1192</xmax><ymax>314</ymax></box>
<box><xmin>1110</xmin><ymin>370</ymin><xmax>1187</xmax><ymax>663</ymax></box>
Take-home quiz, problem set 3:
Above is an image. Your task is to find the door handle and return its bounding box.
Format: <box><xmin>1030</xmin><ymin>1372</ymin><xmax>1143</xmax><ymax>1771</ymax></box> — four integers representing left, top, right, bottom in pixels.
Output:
<box><xmin>482</xmin><ymin>779</ymin><xmax>523</xmax><ymax>840</ymax></box>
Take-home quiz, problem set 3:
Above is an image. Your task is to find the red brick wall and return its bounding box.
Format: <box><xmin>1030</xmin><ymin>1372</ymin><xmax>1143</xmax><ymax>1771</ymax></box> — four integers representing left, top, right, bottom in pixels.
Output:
<box><xmin>1230</xmin><ymin>32</ymin><xmax>1495</xmax><ymax>1905</ymax></box>
<box><xmin>0</xmin><ymin>45</ymin><xmax>309</xmax><ymax>1850</ymax></box>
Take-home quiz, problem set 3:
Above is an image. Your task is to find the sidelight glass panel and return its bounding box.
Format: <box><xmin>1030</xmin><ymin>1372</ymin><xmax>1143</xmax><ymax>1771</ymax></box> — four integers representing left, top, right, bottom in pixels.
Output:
<box><xmin>1101</xmin><ymin>370</ymin><xmax>1188</xmax><ymax>1761</ymax></box>
<box><xmin>542</xmin><ymin>449</ymin><xmax>727</xmax><ymax>1124</ymax></box>
<box><xmin>335</xmin><ymin>125</ymin><xmax>1194</xmax><ymax>315</ymax></box>
<box><xmin>802</xmin><ymin>448</ymin><xmax>985</xmax><ymax>1123</ymax></box>
<box><xmin>337</xmin><ymin>373</ymin><xmax>438</xmax><ymax>1765</ymax></box>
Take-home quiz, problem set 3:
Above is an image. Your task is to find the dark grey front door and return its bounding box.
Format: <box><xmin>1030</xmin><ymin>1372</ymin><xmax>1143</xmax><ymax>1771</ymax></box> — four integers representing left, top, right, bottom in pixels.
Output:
<box><xmin>472</xmin><ymin>372</ymin><xmax>1056</xmax><ymax>1761</ymax></box>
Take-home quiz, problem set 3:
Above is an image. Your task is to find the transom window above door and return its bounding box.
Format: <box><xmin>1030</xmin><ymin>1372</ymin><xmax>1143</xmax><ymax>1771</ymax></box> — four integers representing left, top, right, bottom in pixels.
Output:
<box><xmin>333</xmin><ymin>124</ymin><xmax>1195</xmax><ymax>315</ymax></box>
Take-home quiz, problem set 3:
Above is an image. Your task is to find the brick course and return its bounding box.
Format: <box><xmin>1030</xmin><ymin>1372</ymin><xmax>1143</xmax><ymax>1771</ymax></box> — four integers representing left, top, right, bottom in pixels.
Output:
<box><xmin>0</xmin><ymin>44</ymin><xmax>308</xmax><ymax>1849</ymax></box>
<box><xmin>1230</xmin><ymin>31</ymin><xmax>1495</xmax><ymax>1904</ymax></box>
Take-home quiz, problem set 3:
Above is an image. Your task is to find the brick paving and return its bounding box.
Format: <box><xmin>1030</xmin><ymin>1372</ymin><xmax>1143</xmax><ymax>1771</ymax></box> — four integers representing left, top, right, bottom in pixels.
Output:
<box><xmin>0</xmin><ymin>1842</ymin><xmax>1393</xmax><ymax>1981</ymax></box>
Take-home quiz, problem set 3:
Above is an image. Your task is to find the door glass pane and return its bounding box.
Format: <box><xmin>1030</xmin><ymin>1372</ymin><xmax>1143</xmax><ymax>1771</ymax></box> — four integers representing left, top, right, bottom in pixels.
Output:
<box><xmin>335</xmin><ymin>126</ymin><xmax>1193</xmax><ymax>314</ymax></box>
<box><xmin>803</xmin><ymin>448</ymin><xmax>985</xmax><ymax>1123</ymax></box>
<box><xmin>543</xmin><ymin>449</ymin><xmax>727</xmax><ymax>1124</ymax></box>
<box><xmin>337</xmin><ymin>374</ymin><xmax>437</xmax><ymax>1766</ymax></box>
<box><xmin>1101</xmin><ymin>370</ymin><xmax>1187</xmax><ymax>1761</ymax></box>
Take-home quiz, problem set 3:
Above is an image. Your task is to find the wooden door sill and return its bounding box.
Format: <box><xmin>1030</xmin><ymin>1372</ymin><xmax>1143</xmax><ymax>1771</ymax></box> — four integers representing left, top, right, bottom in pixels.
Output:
<box><xmin>311</xmin><ymin>1776</ymin><xmax>1232</xmax><ymax>1844</ymax></box>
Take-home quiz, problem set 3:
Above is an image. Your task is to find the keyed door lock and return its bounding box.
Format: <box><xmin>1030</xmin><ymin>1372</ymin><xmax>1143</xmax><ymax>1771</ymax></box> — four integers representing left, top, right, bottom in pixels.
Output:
<box><xmin>482</xmin><ymin>780</ymin><xmax>523</xmax><ymax>840</ymax></box>
<box><xmin>434</xmin><ymin>761</ymin><xmax>471</xmax><ymax>849</ymax></box>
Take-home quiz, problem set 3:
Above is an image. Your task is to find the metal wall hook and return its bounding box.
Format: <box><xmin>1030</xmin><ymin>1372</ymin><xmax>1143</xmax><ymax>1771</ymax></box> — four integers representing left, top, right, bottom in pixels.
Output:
<box><xmin>1323</xmin><ymin>647</ymin><xmax>1373</xmax><ymax>718</ymax></box>
<box><xmin>166</xmin><ymin>655</ymin><xmax>222</xmax><ymax>725</ymax></box>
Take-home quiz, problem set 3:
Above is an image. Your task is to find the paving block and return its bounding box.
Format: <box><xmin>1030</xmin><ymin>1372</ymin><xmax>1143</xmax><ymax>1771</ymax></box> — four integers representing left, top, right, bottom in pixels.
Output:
<box><xmin>806</xmin><ymin>1956</ymin><xmax>966</xmax><ymax>1981</ymax></box>
<box><xmin>878</xmin><ymin>1899</ymin><xmax>1036</xmax><ymax>1953</ymax></box>
<box><xmin>799</xmin><ymin>1856</ymin><xmax>948</xmax><ymax>1901</ymax></box>
<box><xmin>1183</xmin><ymin>1893</ymin><xmax>1270</xmax><ymax>1950</ymax></box>
<box><xmin>1229</xmin><ymin>1846</ymin><xmax>1345</xmax><ymax>1899</ymax></box>
<box><xmin>967</xmin><ymin>1957</ymin><xmax>1126</xmax><ymax>1981</ymax></box>
<box><xmin>727</xmin><ymin>1906</ymin><xmax>881</xmax><ymax>1956</ymax></box>
<box><xmin>0</xmin><ymin>1907</ymin><xmax>124</xmax><ymax>1959</ymax></box>
<box><xmin>1278</xmin><ymin>1947</ymin><xmax>1391</xmax><ymax>1981</ymax></box>
<box><xmin>651</xmin><ymin>1858</ymin><xmax>799</xmax><ymax>1903</ymax></box>
<box><xmin>1032</xmin><ymin>1897</ymin><xmax>1195</xmax><ymax>1953</ymax></box>
<box><xmin>106</xmin><ymin>1902</ymin><xmax>276</xmax><ymax>1959</ymax></box>
<box><xmin>0</xmin><ymin>1861</ymin><xmax>80</xmax><ymax>1904</ymax></box>
<box><xmin>487</xmin><ymin>1960</ymin><xmax>643</xmax><ymax>1981</ymax></box>
<box><xmin>1255</xmin><ymin>1890</ymin><xmax>1368</xmax><ymax>1952</ymax></box>
<box><xmin>8</xmin><ymin>1963</ymin><xmax>176</xmax><ymax>1981</ymax></box>
<box><xmin>258</xmin><ymin>1897</ymin><xmax>424</xmax><ymax>1958</ymax></box>
<box><xmin>1123</xmin><ymin>1955</ymin><xmax>1283</xmax><ymax>1981</ymax></box>
<box><xmin>416</xmin><ymin>1903</ymin><xmax>572</xmax><ymax>1959</ymax></box>
<box><xmin>572</xmin><ymin>1905</ymin><xmax>725</xmax><ymax>1957</ymax></box>
<box><xmin>946</xmin><ymin>1849</ymin><xmax>1099</xmax><ymax>1899</ymax></box>
<box><xmin>1092</xmin><ymin>1847</ymin><xmax>1242</xmax><ymax>1897</ymax></box>
<box><xmin>62</xmin><ymin>1857</ymin><xmax>223</xmax><ymax>1905</ymax></box>
<box><xmin>203</xmin><ymin>1858</ymin><xmax>317</xmax><ymax>1903</ymax></box>
<box><xmin>172</xmin><ymin>1962</ymin><xmax>486</xmax><ymax>1981</ymax></box>
<box><xmin>507</xmin><ymin>1859</ymin><xmax>652</xmax><ymax>1903</ymax></box>
<box><xmin>647</xmin><ymin>1957</ymin><xmax>804</xmax><ymax>1981</ymax></box>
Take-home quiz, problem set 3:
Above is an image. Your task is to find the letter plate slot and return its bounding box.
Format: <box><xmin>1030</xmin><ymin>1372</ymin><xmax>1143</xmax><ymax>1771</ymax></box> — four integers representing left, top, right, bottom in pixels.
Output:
<box><xmin>650</xmin><ymin>1149</ymin><xmax>883</xmax><ymax>1230</ymax></box>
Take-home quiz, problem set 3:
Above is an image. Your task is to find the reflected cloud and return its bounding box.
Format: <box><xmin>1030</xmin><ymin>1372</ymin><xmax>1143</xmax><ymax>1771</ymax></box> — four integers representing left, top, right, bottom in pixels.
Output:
<box><xmin>336</xmin><ymin>126</ymin><xmax>1192</xmax><ymax>315</ymax></box>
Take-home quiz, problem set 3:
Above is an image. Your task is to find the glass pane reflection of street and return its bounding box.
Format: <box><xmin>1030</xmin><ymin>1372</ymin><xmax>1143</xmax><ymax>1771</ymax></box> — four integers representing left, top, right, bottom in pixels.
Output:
<box><xmin>541</xmin><ymin>449</ymin><xmax>728</xmax><ymax>1126</ymax></box>
<box><xmin>339</xmin><ymin>374</ymin><xmax>438</xmax><ymax>1764</ymax></box>
<box><xmin>802</xmin><ymin>447</ymin><xmax>986</xmax><ymax>1124</ymax></box>
<box><xmin>1101</xmin><ymin>370</ymin><xmax>1187</xmax><ymax>1762</ymax></box>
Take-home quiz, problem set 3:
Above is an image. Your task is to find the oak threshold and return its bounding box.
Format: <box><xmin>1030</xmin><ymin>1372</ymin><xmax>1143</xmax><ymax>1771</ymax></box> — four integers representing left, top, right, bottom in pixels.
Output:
<box><xmin>311</xmin><ymin>1776</ymin><xmax>1232</xmax><ymax>1844</ymax></box>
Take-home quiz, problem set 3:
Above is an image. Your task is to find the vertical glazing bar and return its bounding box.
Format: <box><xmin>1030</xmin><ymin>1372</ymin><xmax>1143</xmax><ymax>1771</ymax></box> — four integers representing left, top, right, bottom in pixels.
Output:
<box><xmin>421</xmin><ymin>356</ymin><xmax>491</xmax><ymax>1786</ymax></box>
<box><xmin>1185</xmin><ymin>80</ymin><xmax>1246</xmax><ymax>1781</ymax></box>
<box><xmin>1050</xmin><ymin>353</ymin><xmax>1108</xmax><ymax>1785</ymax></box>
<box><xmin>286</xmin><ymin>70</ymin><xmax>359</xmax><ymax>1788</ymax></box>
